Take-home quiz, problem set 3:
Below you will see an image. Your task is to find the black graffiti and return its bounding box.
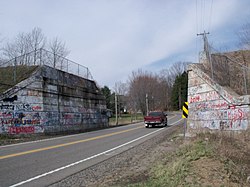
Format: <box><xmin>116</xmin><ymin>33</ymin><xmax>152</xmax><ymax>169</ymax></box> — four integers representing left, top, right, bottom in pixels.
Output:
<box><xmin>0</xmin><ymin>105</ymin><xmax>14</xmax><ymax>110</ymax></box>
<box><xmin>2</xmin><ymin>95</ymin><xmax>18</xmax><ymax>102</ymax></box>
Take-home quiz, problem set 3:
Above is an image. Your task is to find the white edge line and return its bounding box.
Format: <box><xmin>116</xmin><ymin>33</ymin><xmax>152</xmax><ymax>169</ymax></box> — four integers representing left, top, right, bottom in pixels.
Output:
<box><xmin>10</xmin><ymin>118</ymin><xmax>183</xmax><ymax>187</ymax></box>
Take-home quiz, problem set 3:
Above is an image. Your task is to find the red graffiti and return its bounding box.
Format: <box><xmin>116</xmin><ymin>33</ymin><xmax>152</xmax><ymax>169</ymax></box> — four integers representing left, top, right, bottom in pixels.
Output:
<box><xmin>0</xmin><ymin>112</ymin><xmax>13</xmax><ymax>118</ymax></box>
<box><xmin>9</xmin><ymin>126</ymin><xmax>35</xmax><ymax>134</ymax></box>
<box><xmin>229</xmin><ymin>105</ymin><xmax>236</xmax><ymax>109</ymax></box>
<box><xmin>211</xmin><ymin>102</ymin><xmax>228</xmax><ymax>109</ymax></box>
<box><xmin>0</xmin><ymin>119</ymin><xmax>13</xmax><ymax>125</ymax></box>
<box><xmin>63</xmin><ymin>114</ymin><xmax>74</xmax><ymax>119</ymax></box>
<box><xmin>228</xmin><ymin>108</ymin><xmax>244</xmax><ymax>122</ymax></box>
<box><xmin>32</xmin><ymin>106</ymin><xmax>42</xmax><ymax>111</ymax></box>
<box><xmin>190</xmin><ymin>95</ymin><xmax>200</xmax><ymax>103</ymax></box>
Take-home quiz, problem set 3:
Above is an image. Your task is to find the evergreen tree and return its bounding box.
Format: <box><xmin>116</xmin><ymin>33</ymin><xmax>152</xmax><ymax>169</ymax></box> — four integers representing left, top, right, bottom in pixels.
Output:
<box><xmin>171</xmin><ymin>71</ymin><xmax>188</xmax><ymax>110</ymax></box>
<box><xmin>100</xmin><ymin>86</ymin><xmax>115</xmax><ymax>111</ymax></box>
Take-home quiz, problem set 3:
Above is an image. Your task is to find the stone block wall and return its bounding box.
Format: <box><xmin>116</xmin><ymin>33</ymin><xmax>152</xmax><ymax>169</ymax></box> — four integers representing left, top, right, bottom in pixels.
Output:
<box><xmin>187</xmin><ymin>64</ymin><xmax>250</xmax><ymax>133</ymax></box>
<box><xmin>0</xmin><ymin>66</ymin><xmax>108</xmax><ymax>135</ymax></box>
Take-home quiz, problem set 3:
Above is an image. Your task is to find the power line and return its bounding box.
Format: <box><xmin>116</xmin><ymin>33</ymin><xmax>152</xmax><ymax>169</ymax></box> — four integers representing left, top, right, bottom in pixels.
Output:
<box><xmin>196</xmin><ymin>0</ymin><xmax>214</xmax><ymax>33</ymax></box>
<box><xmin>208</xmin><ymin>0</ymin><xmax>214</xmax><ymax>32</ymax></box>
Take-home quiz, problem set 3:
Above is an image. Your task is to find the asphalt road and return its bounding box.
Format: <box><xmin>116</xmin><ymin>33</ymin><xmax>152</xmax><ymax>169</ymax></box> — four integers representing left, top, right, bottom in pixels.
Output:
<box><xmin>0</xmin><ymin>113</ymin><xmax>183</xmax><ymax>187</ymax></box>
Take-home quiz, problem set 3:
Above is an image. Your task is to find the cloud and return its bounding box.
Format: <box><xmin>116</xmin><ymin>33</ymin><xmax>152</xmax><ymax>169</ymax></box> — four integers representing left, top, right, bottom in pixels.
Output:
<box><xmin>0</xmin><ymin>0</ymin><xmax>249</xmax><ymax>87</ymax></box>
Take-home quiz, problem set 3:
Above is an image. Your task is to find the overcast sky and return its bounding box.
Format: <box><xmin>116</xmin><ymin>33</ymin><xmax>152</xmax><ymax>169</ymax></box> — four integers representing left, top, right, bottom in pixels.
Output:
<box><xmin>0</xmin><ymin>0</ymin><xmax>249</xmax><ymax>88</ymax></box>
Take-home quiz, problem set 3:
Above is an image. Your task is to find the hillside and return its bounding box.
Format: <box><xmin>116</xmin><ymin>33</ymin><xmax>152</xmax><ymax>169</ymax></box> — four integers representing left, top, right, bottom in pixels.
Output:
<box><xmin>0</xmin><ymin>65</ymin><xmax>38</xmax><ymax>94</ymax></box>
<box><xmin>203</xmin><ymin>50</ymin><xmax>250</xmax><ymax>95</ymax></box>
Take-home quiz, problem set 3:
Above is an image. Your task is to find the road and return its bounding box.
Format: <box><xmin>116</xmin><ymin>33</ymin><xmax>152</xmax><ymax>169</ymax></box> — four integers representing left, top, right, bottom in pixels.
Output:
<box><xmin>0</xmin><ymin>113</ymin><xmax>183</xmax><ymax>187</ymax></box>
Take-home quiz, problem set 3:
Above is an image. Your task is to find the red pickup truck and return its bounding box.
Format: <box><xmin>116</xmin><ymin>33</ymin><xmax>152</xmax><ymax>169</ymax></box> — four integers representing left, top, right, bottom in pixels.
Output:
<box><xmin>144</xmin><ymin>111</ymin><xmax>167</xmax><ymax>128</ymax></box>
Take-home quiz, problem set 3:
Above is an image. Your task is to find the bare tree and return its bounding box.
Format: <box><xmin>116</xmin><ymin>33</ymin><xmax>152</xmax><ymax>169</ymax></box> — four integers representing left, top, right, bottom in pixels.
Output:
<box><xmin>238</xmin><ymin>22</ymin><xmax>250</xmax><ymax>49</ymax></box>
<box><xmin>113</xmin><ymin>81</ymin><xmax>128</xmax><ymax>95</ymax></box>
<box><xmin>2</xmin><ymin>32</ymin><xmax>30</xmax><ymax>61</ymax></box>
<box><xmin>1</xmin><ymin>27</ymin><xmax>71</xmax><ymax>68</ymax></box>
<box><xmin>169</xmin><ymin>61</ymin><xmax>189</xmax><ymax>78</ymax></box>
<box><xmin>128</xmin><ymin>69</ymin><xmax>167</xmax><ymax>115</ymax></box>
<box><xmin>0</xmin><ymin>34</ymin><xmax>4</xmax><ymax>65</ymax></box>
<box><xmin>28</xmin><ymin>27</ymin><xmax>46</xmax><ymax>52</ymax></box>
<box><xmin>2</xmin><ymin>27</ymin><xmax>46</xmax><ymax>65</ymax></box>
<box><xmin>158</xmin><ymin>71</ymin><xmax>173</xmax><ymax>110</ymax></box>
<box><xmin>49</xmin><ymin>37</ymin><xmax>69</xmax><ymax>57</ymax></box>
<box><xmin>48</xmin><ymin>37</ymin><xmax>70</xmax><ymax>68</ymax></box>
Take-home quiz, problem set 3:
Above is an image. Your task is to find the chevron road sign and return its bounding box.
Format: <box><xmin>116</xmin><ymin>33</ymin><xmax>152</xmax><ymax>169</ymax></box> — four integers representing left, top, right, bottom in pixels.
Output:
<box><xmin>182</xmin><ymin>102</ymin><xmax>188</xmax><ymax>118</ymax></box>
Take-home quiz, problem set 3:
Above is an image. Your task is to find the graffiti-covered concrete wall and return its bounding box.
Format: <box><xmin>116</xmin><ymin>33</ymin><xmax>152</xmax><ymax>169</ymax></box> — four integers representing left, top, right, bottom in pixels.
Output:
<box><xmin>187</xmin><ymin>64</ymin><xmax>250</xmax><ymax>132</ymax></box>
<box><xmin>0</xmin><ymin>65</ymin><xmax>108</xmax><ymax>135</ymax></box>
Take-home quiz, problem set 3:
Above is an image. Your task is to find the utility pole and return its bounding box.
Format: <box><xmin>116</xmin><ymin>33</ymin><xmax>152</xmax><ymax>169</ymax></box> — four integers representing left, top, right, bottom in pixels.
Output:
<box><xmin>178</xmin><ymin>86</ymin><xmax>182</xmax><ymax>110</ymax></box>
<box><xmin>146</xmin><ymin>94</ymin><xmax>149</xmax><ymax>116</ymax></box>
<box><xmin>197</xmin><ymin>31</ymin><xmax>214</xmax><ymax>80</ymax></box>
<box><xmin>14</xmin><ymin>57</ymin><xmax>17</xmax><ymax>84</ymax></box>
<box><xmin>115</xmin><ymin>93</ymin><xmax>118</xmax><ymax>125</ymax></box>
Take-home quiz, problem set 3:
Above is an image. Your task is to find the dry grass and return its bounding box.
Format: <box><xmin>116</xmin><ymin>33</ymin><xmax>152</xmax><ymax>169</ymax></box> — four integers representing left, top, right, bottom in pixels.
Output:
<box><xmin>128</xmin><ymin>129</ymin><xmax>250</xmax><ymax>187</ymax></box>
<box><xmin>0</xmin><ymin>65</ymin><xmax>38</xmax><ymax>93</ymax></box>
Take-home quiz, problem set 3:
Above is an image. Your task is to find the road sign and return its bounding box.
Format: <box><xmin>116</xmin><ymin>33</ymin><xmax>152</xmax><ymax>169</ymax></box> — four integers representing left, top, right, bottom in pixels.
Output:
<box><xmin>182</xmin><ymin>102</ymin><xmax>188</xmax><ymax>118</ymax></box>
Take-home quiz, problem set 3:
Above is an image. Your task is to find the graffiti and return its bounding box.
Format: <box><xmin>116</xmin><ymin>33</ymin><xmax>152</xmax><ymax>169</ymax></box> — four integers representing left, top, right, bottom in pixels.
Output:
<box><xmin>0</xmin><ymin>105</ymin><xmax>14</xmax><ymax>110</ymax></box>
<box><xmin>189</xmin><ymin>91</ymin><xmax>221</xmax><ymax>103</ymax></box>
<box><xmin>0</xmin><ymin>111</ymin><xmax>13</xmax><ymax>118</ymax></box>
<box><xmin>9</xmin><ymin>126</ymin><xmax>35</xmax><ymax>134</ymax></box>
<box><xmin>61</xmin><ymin>113</ymin><xmax>82</xmax><ymax>125</ymax></box>
<box><xmin>3</xmin><ymin>95</ymin><xmax>18</xmax><ymax>102</ymax></box>
<box><xmin>27</xmin><ymin>90</ymin><xmax>42</xmax><ymax>97</ymax></box>
<box><xmin>8</xmin><ymin>125</ymin><xmax>44</xmax><ymax>134</ymax></box>
<box><xmin>228</xmin><ymin>108</ymin><xmax>244</xmax><ymax>122</ymax></box>
<box><xmin>0</xmin><ymin>112</ymin><xmax>41</xmax><ymax>126</ymax></box>
<box><xmin>32</xmin><ymin>105</ymin><xmax>42</xmax><ymax>111</ymax></box>
<box><xmin>193</xmin><ymin>106</ymin><xmax>248</xmax><ymax>120</ymax></box>
<box><xmin>190</xmin><ymin>95</ymin><xmax>201</xmax><ymax>103</ymax></box>
<box><xmin>62</xmin><ymin>113</ymin><xmax>74</xmax><ymax>119</ymax></box>
<box><xmin>205</xmin><ymin>91</ymin><xmax>220</xmax><ymax>101</ymax></box>
<box><xmin>189</xmin><ymin>77</ymin><xmax>204</xmax><ymax>87</ymax></box>
<box><xmin>0</xmin><ymin>87</ymin><xmax>19</xmax><ymax>100</ymax></box>
<box><xmin>219</xmin><ymin>121</ymin><xmax>228</xmax><ymax>130</ymax></box>
<box><xmin>190</xmin><ymin>101</ymin><xmax>249</xmax><ymax>131</ymax></box>
<box><xmin>192</xmin><ymin>100</ymin><xmax>228</xmax><ymax>111</ymax></box>
<box><xmin>188</xmin><ymin>84</ymin><xmax>213</xmax><ymax>95</ymax></box>
<box><xmin>16</xmin><ymin>104</ymin><xmax>32</xmax><ymax>111</ymax></box>
<box><xmin>0</xmin><ymin>65</ymin><xmax>110</xmax><ymax>134</ymax></box>
<box><xmin>41</xmin><ymin>112</ymin><xmax>59</xmax><ymax>126</ymax></box>
<box><xmin>0</xmin><ymin>103</ymin><xmax>42</xmax><ymax>112</ymax></box>
<box><xmin>1</xmin><ymin>119</ymin><xmax>13</xmax><ymax>125</ymax></box>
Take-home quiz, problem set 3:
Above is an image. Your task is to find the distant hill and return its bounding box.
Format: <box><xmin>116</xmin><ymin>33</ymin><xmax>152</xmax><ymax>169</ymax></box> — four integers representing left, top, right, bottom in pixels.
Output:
<box><xmin>0</xmin><ymin>65</ymin><xmax>38</xmax><ymax>94</ymax></box>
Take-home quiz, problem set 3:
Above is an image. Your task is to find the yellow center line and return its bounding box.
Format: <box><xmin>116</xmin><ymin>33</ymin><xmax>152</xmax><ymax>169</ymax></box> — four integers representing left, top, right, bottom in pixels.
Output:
<box><xmin>0</xmin><ymin>126</ymin><xmax>143</xmax><ymax>160</ymax></box>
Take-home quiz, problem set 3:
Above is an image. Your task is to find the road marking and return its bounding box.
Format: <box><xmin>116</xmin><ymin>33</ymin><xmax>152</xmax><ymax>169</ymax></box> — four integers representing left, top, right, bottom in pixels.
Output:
<box><xmin>0</xmin><ymin>126</ymin><xmax>143</xmax><ymax>160</ymax></box>
<box><xmin>1</xmin><ymin>115</ymin><xmax>177</xmax><ymax>149</ymax></box>
<box><xmin>0</xmin><ymin>121</ymin><xmax>144</xmax><ymax>148</ymax></box>
<box><xmin>9</xmin><ymin>118</ymin><xmax>183</xmax><ymax>187</ymax></box>
<box><xmin>1</xmin><ymin>115</ymin><xmax>178</xmax><ymax>159</ymax></box>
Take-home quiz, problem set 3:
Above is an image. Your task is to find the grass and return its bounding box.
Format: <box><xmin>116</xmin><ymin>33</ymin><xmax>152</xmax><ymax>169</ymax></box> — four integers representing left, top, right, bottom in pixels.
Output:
<box><xmin>0</xmin><ymin>65</ymin><xmax>38</xmax><ymax>93</ymax></box>
<box><xmin>126</xmin><ymin>130</ymin><xmax>250</xmax><ymax>187</ymax></box>
<box><xmin>109</xmin><ymin>113</ymin><xmax>144</xmax><ymax>126</ymax></box>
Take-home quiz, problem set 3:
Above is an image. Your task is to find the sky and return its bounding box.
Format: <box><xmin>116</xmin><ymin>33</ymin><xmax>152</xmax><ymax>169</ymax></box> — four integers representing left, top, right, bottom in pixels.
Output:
<box><xmin>0</xmin><ymin>0</ymin><xmax>249</xmax><ymax>88</ymax></box>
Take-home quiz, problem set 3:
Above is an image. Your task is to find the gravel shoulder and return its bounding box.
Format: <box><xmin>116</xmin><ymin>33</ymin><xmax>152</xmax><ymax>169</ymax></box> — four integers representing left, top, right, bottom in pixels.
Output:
<box><xmin>49</xmin><ymin>124</ymin><xmax>183</xmax><ymax>187</ymax></box>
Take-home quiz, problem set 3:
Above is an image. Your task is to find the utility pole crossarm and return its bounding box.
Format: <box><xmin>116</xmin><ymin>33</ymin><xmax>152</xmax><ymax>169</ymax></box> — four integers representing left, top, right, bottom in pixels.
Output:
<box><xmin>197</xmin><ymin>30</ymin><xmax>214</xmax><ymax>80</ymax></box>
